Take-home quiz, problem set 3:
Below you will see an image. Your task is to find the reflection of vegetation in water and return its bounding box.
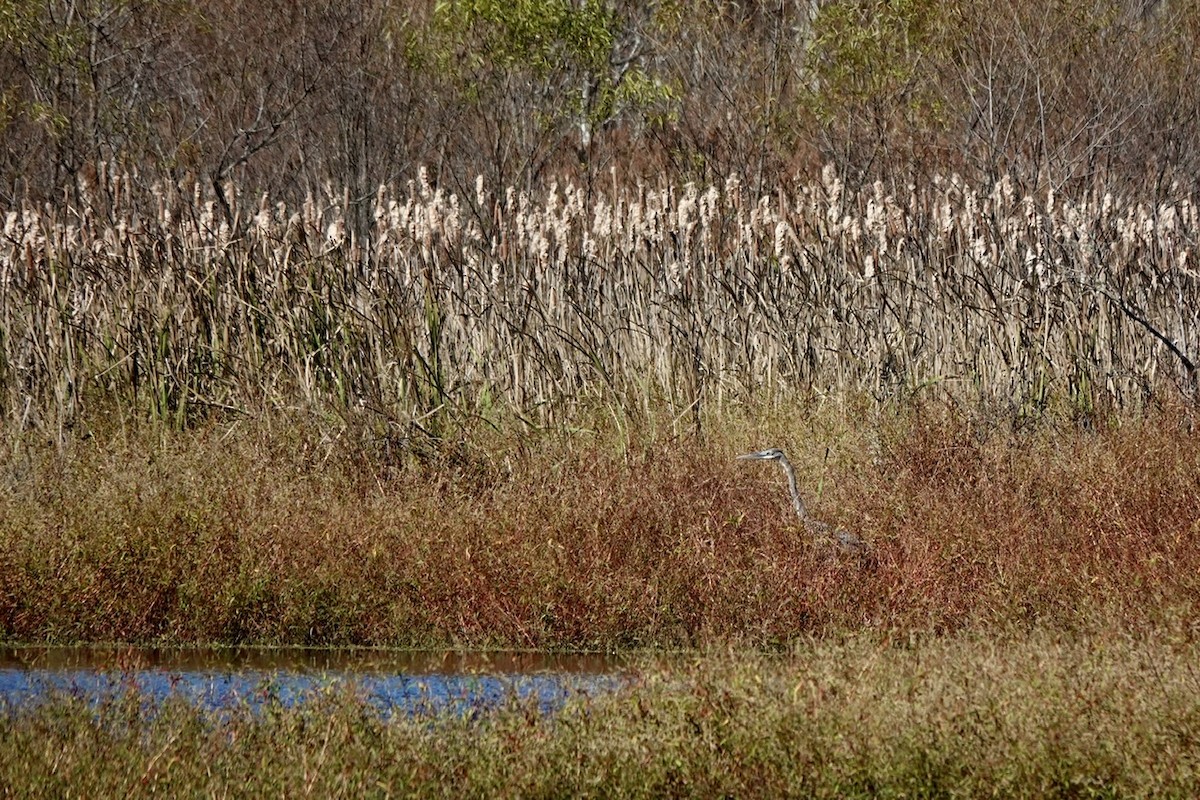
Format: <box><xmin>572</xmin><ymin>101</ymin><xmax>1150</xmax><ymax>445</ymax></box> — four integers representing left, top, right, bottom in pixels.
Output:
<box><xmin>0</xmin><ymin>666</ymin><xmax>624</xmax><ymax>719</ymax></box>
<box><xmin>2</xmin><ymin>633</ymin><xmax>1197</xmax><ymax>796</ymax></box>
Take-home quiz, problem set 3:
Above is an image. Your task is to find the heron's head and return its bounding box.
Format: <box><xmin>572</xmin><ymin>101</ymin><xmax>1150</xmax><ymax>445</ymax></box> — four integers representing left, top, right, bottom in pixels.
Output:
<box><xmin>737</xmin><ymin>448</ymin><xmax>787</xmax><ymax>462</ymax></box>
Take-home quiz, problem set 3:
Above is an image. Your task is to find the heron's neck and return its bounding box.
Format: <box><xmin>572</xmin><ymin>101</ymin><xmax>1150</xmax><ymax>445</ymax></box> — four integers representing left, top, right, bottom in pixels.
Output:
<box><xmin>778</xmin><ymin>458</ymin><xmax>809</xmax><ymax>519</ymax></box>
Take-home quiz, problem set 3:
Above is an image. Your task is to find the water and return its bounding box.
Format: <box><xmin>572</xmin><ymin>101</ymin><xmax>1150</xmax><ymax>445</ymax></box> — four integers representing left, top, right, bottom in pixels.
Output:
<box><xmin>0</xmin><ymin>646</ymin><xmax>630</xmax><ymax>718</ymax></box>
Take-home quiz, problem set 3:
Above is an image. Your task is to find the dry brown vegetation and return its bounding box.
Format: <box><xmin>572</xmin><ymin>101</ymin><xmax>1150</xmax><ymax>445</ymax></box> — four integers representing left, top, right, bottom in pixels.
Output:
<box><xmin>0</xmin><ymin>0</ymin><xmax>1196</xmax><ymax>654</ymax></box>
<box><xmin>4</xmin><ymin>3</ymin><xmax>1200</xmax><ymax>793</ymax></box>
<box><xmin>1</xmin><ymin>99</ymin><xmax>1197</xmax><ymax>655</ymax></box>
<box><xmin>1</xmin><ymin>403</ymin><xmax>1196</xmax><ymax>648</ymax></box>
<box><xmin>2</xmin><ymin>168</ymin><xmax>1198</xmax><ymax>441</ymax></box>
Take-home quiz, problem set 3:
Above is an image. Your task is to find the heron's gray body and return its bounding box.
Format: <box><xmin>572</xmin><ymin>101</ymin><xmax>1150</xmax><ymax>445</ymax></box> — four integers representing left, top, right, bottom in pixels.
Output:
<box><xmin>738</xmin><ymin>448</ymin><xmax>868</xmax><ymax>555</ymax></box>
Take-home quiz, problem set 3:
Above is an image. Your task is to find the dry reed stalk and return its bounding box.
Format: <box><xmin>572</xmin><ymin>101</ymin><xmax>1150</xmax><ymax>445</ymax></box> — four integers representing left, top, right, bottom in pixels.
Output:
<box><xmin>1</xmin><ymin>166</ymin><xmax>1197</xmax><ymax>436</ymax></box>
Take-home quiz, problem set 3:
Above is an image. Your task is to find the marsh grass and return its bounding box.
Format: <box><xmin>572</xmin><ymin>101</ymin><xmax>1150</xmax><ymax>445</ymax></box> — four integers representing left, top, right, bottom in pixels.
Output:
<box><xmin>1</xmin><ymin>168</ymin><xmax>1197</xmax><ymax>441</ymax></box>
<box><xmin>3</xmin><ymin>150</ymin><xmax>1197</xmax><ymax>795</ymax></box>
<box><xmin>2</xmin><ymin>631</ymin><xmax>1198</xmax><ymax>797</ymax></box>
<box><xmin>1</xmin><ymin>403</ymin><xmax>1196</xmax><ymax>649</ymax></box>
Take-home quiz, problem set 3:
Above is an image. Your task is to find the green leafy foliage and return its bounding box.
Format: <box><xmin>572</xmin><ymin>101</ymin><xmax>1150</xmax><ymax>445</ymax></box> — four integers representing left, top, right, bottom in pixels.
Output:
<box><xmin>429</xmin><ymin>0</ymin><xmax>674</xmax><ymax>147</ymax></box>
<box><xmin>435</xmin><ymin>0</ymin><xmax>617</xmax><ymax>75</ymax></box>
<box><xmin>802</xmin><ymin>0</ymin><xmax>950</xmax><ymax>124</ymax></box>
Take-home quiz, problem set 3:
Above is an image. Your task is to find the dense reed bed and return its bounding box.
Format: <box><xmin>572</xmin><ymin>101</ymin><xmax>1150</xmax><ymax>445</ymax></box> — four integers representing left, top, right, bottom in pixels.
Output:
<box><xmin>3</xmin><ymin>631</ymin><xmax>1198</xmax><ymax>797</ymax></box>
<box><xmin>3</xmin><ymin>169</ymin><xmax>1198</xmax><ymax>793</ymax></box>
<box><xmin>1</xmin><ymin>168</ymin><xmax>1197</xmax><ymax>439</ymax></box>
<box><xmin>1</xmin><ymin>404</ymin><xmax>1196</xmax><ymax>649</ymax></box>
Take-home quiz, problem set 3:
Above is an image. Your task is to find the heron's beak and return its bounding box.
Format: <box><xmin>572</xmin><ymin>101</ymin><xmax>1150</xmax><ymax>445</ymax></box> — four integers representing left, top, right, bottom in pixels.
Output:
<box><xmin>737</xmin><ymin>450</ymin><xmax>772</xmax><ymax>460</ymax></box>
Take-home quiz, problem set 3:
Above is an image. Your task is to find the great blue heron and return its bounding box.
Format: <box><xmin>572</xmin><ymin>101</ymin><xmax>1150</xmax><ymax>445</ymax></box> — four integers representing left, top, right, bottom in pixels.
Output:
<box><xmin>738</xmin><ymin>448</ymin><xmax>869</xmax><ymax>555</ymax></box>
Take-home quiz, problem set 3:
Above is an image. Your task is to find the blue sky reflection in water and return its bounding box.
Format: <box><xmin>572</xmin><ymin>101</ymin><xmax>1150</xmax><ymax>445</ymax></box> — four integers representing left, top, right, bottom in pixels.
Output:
<box><xmin>0</xmin><ymin>647</ymin><xmax>629</xmax><ymax>718</ymax></box>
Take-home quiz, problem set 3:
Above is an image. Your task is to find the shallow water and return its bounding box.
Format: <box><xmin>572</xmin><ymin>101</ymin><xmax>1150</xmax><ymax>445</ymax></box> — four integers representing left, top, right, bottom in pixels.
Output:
<box><xmin>0</xmin><ymin>646</ymin><xmax>630</xmax><ymax>717</ymax></box>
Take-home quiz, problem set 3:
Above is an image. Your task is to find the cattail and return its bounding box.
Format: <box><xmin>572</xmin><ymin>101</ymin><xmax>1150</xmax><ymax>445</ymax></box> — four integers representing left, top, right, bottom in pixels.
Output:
<box><xmin>0</xmin><ymin>165</ymin><xmax>1197</xmax><ymax>438</ymax></box>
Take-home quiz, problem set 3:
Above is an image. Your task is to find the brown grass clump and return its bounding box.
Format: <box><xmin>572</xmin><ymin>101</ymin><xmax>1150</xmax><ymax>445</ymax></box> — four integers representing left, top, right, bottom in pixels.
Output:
<box><xmin>0</xmin><ymin>405</ymin><xmax>1196</xmax><ymax>648</ymax></box>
